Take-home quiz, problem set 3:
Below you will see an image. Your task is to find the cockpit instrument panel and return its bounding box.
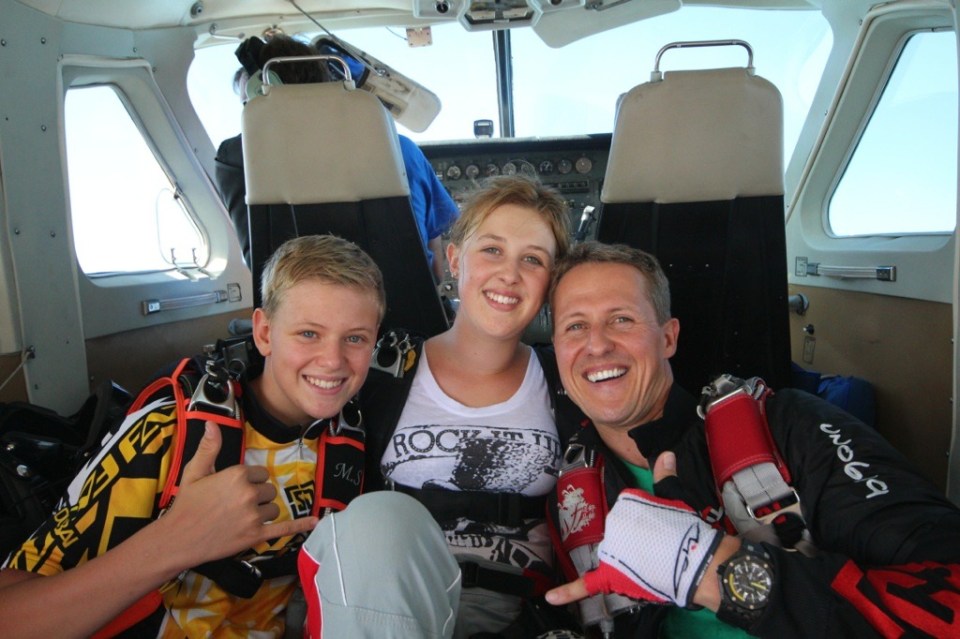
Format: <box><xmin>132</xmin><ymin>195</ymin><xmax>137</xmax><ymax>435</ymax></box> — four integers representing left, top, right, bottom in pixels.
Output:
<box><xmin>422</xmin><ymin>133</ymin><xmax>611</xmax><ymax>244</ymax></box>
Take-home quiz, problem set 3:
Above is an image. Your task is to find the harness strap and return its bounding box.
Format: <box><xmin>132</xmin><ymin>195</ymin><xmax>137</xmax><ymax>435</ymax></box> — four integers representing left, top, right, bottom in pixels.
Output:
<box><xmin>555</xmin><ymin>438</ymin><xmax>638</xmax><ymax>631</ymax></box>
<box><xmin>194</xmin><ymin>550</ymin><xmax>302</xmax><ymax>599</ymax></box>
<box><xmin>700</xmin><ymin>374</ymin><xmax>813</xmax><ymax>553</ymax></box>
<box><xmin>91</xmin><ymin>591</ymin><xmax>163</xmax><ymax>639</ymax></box>
<box><xmin>313</xmin><ymin>417</ymin><xmax>365</xmax><ymax>516</ymax></box>
<box><xmin>393</xmin><ymin>483</ymin><xmax>545</xmax><ymax>528</ymax></box>
<box><xmin>459</xmin><ymin>559</ymin><xmax>535</xmax><ymax>597</ymax></box>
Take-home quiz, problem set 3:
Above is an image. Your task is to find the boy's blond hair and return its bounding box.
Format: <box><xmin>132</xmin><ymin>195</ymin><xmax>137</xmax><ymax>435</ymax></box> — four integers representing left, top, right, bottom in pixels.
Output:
<box><xmin>260</xmin><ymin>235</ymin><xmax>386</xmax><ymax>321</ymax></box>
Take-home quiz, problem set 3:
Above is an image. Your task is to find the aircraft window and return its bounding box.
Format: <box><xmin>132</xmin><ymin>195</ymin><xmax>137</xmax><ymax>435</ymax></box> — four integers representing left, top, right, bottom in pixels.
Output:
<box><xmin>829</xmin><ymin>30</ymin><xmax>957</xmax><ymax>237</ymax></box>
<box><xmin>65</xmin><ymin>86</ymin><xmax>208</xmax><ymax>276</ymax></box>
<box><xmin>189</xmin><ymin>8</ymin><xmax>829</xmax><ymax>165</ymax></box>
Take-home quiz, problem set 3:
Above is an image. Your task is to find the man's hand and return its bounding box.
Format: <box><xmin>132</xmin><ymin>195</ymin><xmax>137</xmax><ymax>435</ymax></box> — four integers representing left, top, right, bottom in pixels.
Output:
<box><xmin>548</xmin><ymin>452</ymin><xmax>722</xmax><ymax>608</ymax></box>
<box><xmin>161</xmin><ymin>422</ymin><xmax>319</xmax><ymax>564</ymax></box>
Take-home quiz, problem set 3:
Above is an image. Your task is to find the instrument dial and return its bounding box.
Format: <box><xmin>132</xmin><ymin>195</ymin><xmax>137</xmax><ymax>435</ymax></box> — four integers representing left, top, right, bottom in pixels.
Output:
<box><xmin>538</xmin><ymin>160</ymin><xmax>554</xmax><ymax>175</ymax></box>
<box><xmin>485</xmin><ymin>163</ymin><xmax>500</xmax><ymax>177</ymax></box>
<box><xmin>465</xmin><ymin>164</ymin><xmax>480</xmax><ymax>179</ymax></box>
<box><xmin>557</xmin><ymin>159</ymin><xmax>573</xmax><ymax>175</ymax></box>
<box><xmin>502</xmin><ymin>161</ymin><xmax>518</xmax><ymax>176</ymax></box>
<box><xmin>446</xmin><ymin>165</ymin><xmax>462</xmax><ymax>180</ymax></box>
<box><xmin>575</xmin><ymin>157</ymin><xmax>593</xmax><ymax>174</ymax></box>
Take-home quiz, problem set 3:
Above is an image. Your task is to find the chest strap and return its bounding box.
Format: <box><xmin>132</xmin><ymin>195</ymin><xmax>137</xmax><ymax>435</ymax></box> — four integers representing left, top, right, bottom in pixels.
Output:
<box><xmin>392</xmin><ymin>483</ymin><xmax>545</xmax><ymax>528</ymax></box>
<box><xmin>700</xmin><ymin>374</ymin><xmax>813</xmax><ymax>553</ymax></box>
<box><xmin>555</xmin><ymin>440</ymin><xmax>639</xmax><ymax>632</ymax></box>
<box><xmin>458</xmin><ymin>558</ymin><xmax>536</xmax><ymax>597</ymax></box>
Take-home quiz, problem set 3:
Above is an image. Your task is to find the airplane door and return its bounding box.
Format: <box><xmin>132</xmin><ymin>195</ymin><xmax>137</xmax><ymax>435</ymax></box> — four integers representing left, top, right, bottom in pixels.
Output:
<box><xmin>785</xmin><ymin>2</ymin><xmax>957</xmax><ymax>493</ymax></box>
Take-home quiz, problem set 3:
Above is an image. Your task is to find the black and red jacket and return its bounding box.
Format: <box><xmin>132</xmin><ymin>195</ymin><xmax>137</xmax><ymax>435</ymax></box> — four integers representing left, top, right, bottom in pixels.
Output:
<box><xmin>550</xmin><ymin>384</ymin><xmax>960</xmax><ymax>638</ymax></box>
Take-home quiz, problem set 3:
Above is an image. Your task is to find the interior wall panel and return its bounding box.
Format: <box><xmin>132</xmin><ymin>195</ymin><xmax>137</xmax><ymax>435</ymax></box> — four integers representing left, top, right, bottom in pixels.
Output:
<box><xmin>789</xmin><ymin>284</ymin><xmax>952</xmax><ymax>490</ymax></box>
<box><xmin>85</xmin><ymin>310</ymin><xmax>250</xmax><ymax>398</ymax></box>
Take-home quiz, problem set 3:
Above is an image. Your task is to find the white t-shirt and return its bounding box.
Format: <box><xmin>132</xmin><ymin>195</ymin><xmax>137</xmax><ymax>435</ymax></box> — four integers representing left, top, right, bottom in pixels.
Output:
<box><xmin>380</xmin><ymin>345</ymin><xmax>561</xmax><ymax>575</ymax></box>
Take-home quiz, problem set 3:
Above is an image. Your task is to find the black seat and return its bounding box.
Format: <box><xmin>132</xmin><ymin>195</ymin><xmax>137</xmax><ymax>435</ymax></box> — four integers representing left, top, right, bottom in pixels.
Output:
<box><xmin>597</xmin><ymin>49</ymin><xmax>791</xmax><ymax>392</ymax></box>
<box><xmin>242</xmin><ymin>76</ymin><xmax>448</xmax><ymax>338</ymax></box>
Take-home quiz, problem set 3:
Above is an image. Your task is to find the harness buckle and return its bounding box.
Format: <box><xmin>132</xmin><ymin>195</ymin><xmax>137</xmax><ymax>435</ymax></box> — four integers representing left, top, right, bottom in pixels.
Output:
<box><xmin>746</xmin><ymin>489</ymin><xmax>802</xmax><ymax>526</ymax></box>
<box><xmin>559</xmin><ymin>441</ymin><xmax>594</xmax><ymax>475</ymax></box>
<box><xmin>370</xmin><ymin>330</ymin><xmax>415</xmax><ymax>379</ymax></box>
<box><xmin>334</xmin><ymin>397</ymin><xmax>363</xmax><ymax>435</ymax></box>
<box><xmin>698</xmin><ymin>374</ymin><xmax>766</xmax><ymax>419</ymax></box>
<box><xmin>239</xmin><ymin>559</ymin><xmax>263</xmax><ymax>580</ymax></box>
<box><xmin>188</xmin><ymin>360</ymin><xmax>238</xmax><ymax>418</ymax></box>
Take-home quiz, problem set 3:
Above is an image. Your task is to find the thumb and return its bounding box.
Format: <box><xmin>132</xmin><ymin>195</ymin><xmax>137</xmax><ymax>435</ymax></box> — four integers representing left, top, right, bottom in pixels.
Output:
<box><xmin>652</xmin><ymin>450</ymin><xmax>678</xmax><ymax>485</ymax></box>
<box><xmin>180</xmin><ymin>421</ymin><xmax>222</xmax><ymax>485</ymax></box>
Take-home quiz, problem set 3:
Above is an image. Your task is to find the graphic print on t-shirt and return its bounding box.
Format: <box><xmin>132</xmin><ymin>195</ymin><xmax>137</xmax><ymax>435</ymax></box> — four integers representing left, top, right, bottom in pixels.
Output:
<box><xmin>384</xmin><ymin>422</ymin><xmax>561</xmax><ymax>493</ymax></box>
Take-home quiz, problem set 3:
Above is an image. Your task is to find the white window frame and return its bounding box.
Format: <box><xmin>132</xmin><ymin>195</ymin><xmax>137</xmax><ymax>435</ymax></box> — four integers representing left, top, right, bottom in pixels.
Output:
<box><xmin>826</xmin><ymin>28</ymin><xmax>957</xmax><ymax>238</ymax></box>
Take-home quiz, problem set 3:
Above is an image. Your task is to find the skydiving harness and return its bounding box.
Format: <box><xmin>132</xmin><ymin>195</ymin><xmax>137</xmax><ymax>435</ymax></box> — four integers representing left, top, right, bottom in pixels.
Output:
<box><xmin>366</xmin><ymin>329</ymin><xmax>584</xmax><ymax>599</ymax></box>
<box><xmin>94</xmin><ymin>339</ymin><xmax>365</xmax><ymax>638</ymax></box>
<box><xmin>553</xmin><ymin>375</ymin><xmax>813</xmax><ymax>635</ymax></box>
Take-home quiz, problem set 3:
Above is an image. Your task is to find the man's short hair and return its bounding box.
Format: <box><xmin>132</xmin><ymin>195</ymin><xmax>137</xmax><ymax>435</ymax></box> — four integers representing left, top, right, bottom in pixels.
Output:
<box><xmin>550</xmin><ymin>241</ymin><xmax>672</xmax><ymax>325</ymax></box>
<box><xmin>449</xmin><ymin>174</ymin><xmax>571</xmax><ymax>260</ymax></box>
<box><xmin>260</xmin><ymin>235</ymin><xmax>386</xmax><ymax>322</ymax></box>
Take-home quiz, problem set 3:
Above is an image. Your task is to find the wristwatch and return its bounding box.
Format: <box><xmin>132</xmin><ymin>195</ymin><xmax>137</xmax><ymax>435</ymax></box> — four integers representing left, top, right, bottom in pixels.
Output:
<box><xmin>716</xmin><ymin>541</ymin><xmax>774</xmax><ymax>629</ymax></box>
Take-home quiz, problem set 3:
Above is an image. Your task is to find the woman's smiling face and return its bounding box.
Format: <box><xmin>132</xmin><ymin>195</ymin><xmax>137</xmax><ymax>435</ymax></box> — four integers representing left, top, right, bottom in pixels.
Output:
<box><xmin>447</xmin><ymin>203</ymin><xmax>558</xmax><ymax>341</ymax></box>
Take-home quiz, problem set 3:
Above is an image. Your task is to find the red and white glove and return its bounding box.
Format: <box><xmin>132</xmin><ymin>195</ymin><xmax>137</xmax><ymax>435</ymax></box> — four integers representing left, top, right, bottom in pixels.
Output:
<box><xmin>582</xmin><ymin>489</ymin><xmax>723</xmax><ymax>608</ymax></box>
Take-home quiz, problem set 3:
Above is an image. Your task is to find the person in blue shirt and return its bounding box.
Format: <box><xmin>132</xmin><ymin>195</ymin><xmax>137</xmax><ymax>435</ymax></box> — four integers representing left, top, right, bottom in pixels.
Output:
<box><xmin>395</xmin><ymin>133</ymin><xmax>459</xmax><ymax>282</ymax></box>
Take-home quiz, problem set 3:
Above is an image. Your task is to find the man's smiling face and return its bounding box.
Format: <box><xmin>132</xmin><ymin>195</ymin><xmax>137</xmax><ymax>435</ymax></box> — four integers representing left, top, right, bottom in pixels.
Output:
<box><xmin>552</xmin><ymin>261</ymin><xmax>679</xmax><ymax>433</ymax></box>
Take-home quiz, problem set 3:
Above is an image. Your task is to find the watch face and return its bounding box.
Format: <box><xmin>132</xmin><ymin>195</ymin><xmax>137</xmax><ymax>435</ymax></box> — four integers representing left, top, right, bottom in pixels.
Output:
<box><xmin>721</xmin><ymin>554</ymin><xmax>773</xmax><ymax>610</ymax></box>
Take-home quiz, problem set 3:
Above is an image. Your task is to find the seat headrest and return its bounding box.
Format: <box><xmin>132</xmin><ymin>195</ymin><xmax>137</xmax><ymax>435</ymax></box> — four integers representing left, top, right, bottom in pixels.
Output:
<box><xmin>602</xmin><ymin>67</ymin><xmax>784</xmax><ymax>204</ymax></box>
<box><xmin>242</xmin><ymin>81</ymin><xmax>409</xmax><ymax>205</ymax></box>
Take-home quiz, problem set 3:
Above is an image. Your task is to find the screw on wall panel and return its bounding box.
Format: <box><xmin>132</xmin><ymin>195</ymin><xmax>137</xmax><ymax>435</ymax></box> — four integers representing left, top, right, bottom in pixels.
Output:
<box><xmin>49</xmin><ymin>230</ymin><xmax>56</xmax><ymax>237</ymax></box>
<box><xmin>13</xmin><ymin>228</ymin><xmax>19</xmax><ymax>235</ymax></box>
<box><xmin>40</xmin><ymin>124</ymin><xmax>46</xmax><ymax>131</ymax></box>
<box><xmin>40</xmin><ymin>37</ymin><xmax>46</xmax><ymax>44</ymax></box>
<box><xmin>1</xmin><ymin>39</ymin><xmax>6</xmax><ymax>46</ymax></box>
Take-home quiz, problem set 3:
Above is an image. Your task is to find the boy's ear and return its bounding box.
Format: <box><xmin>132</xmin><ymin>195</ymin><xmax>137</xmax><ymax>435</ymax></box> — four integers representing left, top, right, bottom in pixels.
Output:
<box><xmin>252</xmin><ymin>308</ymin><xmax>272</xmax><ymax>357</ymax></box>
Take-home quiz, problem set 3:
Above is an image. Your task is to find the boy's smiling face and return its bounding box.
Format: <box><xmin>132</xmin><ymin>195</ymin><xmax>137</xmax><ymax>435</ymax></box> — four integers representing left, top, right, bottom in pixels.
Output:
<box><xmin>252</xmin><ymin>279</ymin><xmax>379</xmax><ymax>426</ymax></box>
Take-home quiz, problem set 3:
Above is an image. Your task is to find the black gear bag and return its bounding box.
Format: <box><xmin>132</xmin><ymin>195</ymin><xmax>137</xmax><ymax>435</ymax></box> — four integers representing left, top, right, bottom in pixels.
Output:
<box><xmin>0</xmin><ymin>380</ymin><xmax>132</xmax><ymax>559</ymax></box>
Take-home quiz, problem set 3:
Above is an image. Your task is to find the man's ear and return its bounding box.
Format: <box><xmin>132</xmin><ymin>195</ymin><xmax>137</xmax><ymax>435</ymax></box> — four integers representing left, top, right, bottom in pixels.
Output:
<box><xmin>252</xmin><ymin>308</ymin><xmax>272</xmax><ymax>357</ymax></box>
<box><xmin>662</xmin><ymin>317</ymin><xmax>680</xmax><ymax>359</ymax></box>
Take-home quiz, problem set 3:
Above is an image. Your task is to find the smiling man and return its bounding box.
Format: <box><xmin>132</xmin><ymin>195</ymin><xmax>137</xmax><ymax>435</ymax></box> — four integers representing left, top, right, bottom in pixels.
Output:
<box><xmin>545</xmin><ymin>241</ymin><xmax>960</xmax><ymax>639</ymax></box>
